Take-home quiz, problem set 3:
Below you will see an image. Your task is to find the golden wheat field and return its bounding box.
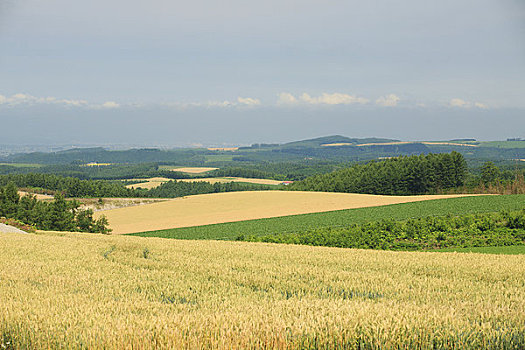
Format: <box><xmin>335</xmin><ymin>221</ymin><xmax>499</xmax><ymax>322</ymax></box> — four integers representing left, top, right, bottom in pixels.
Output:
<box><xmin>0</xmin><ymin>231</ymin><xmax>523</xmax><ymax>349</ymax></box>
<box><xmin>125</xmin><ymin>177</ymin><xmax>172</xmax><ymax>189</ymax></box>
<box><xmin>171</xmin><ymin>167</ymin><xmax>219</xmax><ymax>174</ymax></box>
<box><xmin>95</xmin><ymin>191</ymin><xmax>475</xmax><ymax>234</ymax></box>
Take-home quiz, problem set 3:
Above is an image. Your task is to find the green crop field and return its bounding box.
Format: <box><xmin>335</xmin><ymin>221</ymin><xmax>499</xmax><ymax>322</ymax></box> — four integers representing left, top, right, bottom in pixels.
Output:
<box><xmin>130</xmin><ymin>194</ymin><xmax>525</xmax><ymax>240</ymax></box>
<box><xmin>0</xmin><ymin>163</ymin><xmax>43</xmax><ymax>168</ymax></box>
<box><xmin>435</xmin><ymin>245</ymin><xmax>525</xmax><ymax>255</ymax></box>
<box><xmin>478</xmin><ymin>141</ymin><xmax>525</xmax><ymax>148</ymax></box>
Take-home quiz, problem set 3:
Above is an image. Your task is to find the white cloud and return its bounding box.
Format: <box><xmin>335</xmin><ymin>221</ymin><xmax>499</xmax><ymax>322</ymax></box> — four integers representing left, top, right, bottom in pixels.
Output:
<box><xmin>376</xmin><ymin>94</ymin><xmax>400</xmax><ymax>107</ymax></box>
<box><xmin>302</xmin><ymin>92</ymin><xmax>369</xmax><ymax>105</ymax></box>
<box><xmin>12</xmin><ymin>93</ymin><xmax>32</xmax><ymax>101</ymax></box>
<box><xmin>237</xmin><ymin>97</ymin><xmax>261</xmax><ymax>106</ymax></box>
<box><xmin>277</xmin><ymin>92</ymin><xmax>298</xmax><ymax>105</ymax></box>
<box><xmin>278</xmin><ymin>92</ymin><xmax>369</xmax><ymax>106</ymax></box>
<box><xmin>101</xmin><ymin>101</ymin><xmax>120</xmax><ymax>109</ymax></box>
<box><xmin>161</xmin><ymin>97</ymin><xmax>262</xmax><ymax>109</ymax></box>
<box><xmin>202</xmin><ymin>97</ymin><xmax>261</xmax><ymax>108</ymax></box>
<box><xmin>206</xmin><ymin>100</ymin><xmax>235</xmax><ymax>108</ymax></box>
<box><xmin>450</xmin><ymin>98</ymin><xmax>469</xmax><ymax>108</ymax></box>
<box><xmin>450</xmin><ymin>98</ymin><xmax>489</xmax><ymax>109</ymax></box>
<box><xmin>60</xmin><ymin>98</ymin><xmax>88</xmax><ymax>107</ymax></box>
<box><xmin>1</xmin><ymin>93</ymin><xmax>36</xmax><ymax>105</ymax></box>
<box><xmin>0</xmin><ymin>93</ymin><xmax>93</xmax><ymax>108</ymax></box>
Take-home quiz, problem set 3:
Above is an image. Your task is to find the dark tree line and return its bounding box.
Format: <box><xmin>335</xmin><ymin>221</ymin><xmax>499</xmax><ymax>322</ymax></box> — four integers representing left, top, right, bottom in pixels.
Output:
<box><xmin>0</xmin><ymin>173</ymin><xmax>141</xmax><ymax>197</ymax></box>
<box><xmin>289</xmin><ymin>152</ymin><xmax>468</xmax><ymax>195</ymax></box>
<box><xmin>208</xmin><ymin>167</ymin><xmax>281</xmax><ymax>180</ymax></box>
<box><xmin>0</xmin><ymin>163</ymin><xmax>196</xmax><ymax>180</ymax></box>
<box><xmin>0</xmin><ymin>173</ymin><xmax>274</xmax><ymax>199</ymax></box>
<box><xmin>0</xmin><ymin>182</ymin><xmax>111</xmax><ymax>233</ymax></box>
<box><xmin>147</xmin><ymin>180</ymin><xmax>274</xmax><ymax>198</ymax></box>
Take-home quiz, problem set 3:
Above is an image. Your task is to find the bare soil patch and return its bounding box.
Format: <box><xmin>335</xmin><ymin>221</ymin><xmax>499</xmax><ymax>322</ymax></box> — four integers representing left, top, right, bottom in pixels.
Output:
<box><xmin>18</xmin><ymin>191</ymin><xmax>55</xmax><ymax>200</ymax></box>
<box><xmin>78</xmin><ymin>197</ymin><xmax>168</xmax><ymax>212</ymax></box>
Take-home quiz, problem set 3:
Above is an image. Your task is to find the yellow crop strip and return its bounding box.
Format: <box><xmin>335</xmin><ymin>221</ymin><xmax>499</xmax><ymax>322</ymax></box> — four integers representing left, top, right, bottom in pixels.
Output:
<box><xmin>1</xmin><ymin>231</ymin><xmax>524</xmax><ymax>348</ymax></box>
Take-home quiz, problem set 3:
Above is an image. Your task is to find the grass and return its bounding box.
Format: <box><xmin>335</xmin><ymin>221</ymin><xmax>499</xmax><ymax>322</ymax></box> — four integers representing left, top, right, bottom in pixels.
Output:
<box><xmin>130</xmin><ymin>194</ymin><xmax>525</xmax><ymax>240</ymax></box>
<box><xmin>435</xmin><ymin>245</ymin><xmax>525</xmax><ymax>255</ymax></box>
<box><xmin>1</xmin><ymin>231</ymin><xmax>524</xmax><ymax>348</ymax></box>
<box><xmin>205</xmin><ymin>154</ymin><xmax>234</xmax><ymax>162</ymax></box>
<box><xmin>0</xmin><ymin>163</ymin><xmax>43</xmax><ymax>168</ymax></box>
<box><xmin>479</xmin><ymin>141</ymin><xmax>525</xmax><ymax>148</ymax></box>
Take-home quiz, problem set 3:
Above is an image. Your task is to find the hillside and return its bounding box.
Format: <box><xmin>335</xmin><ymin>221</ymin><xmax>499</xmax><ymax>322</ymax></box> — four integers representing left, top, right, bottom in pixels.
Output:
<box><xmin>3</xmin><ymin>136</ymin><xmax>524</xmax><ymax>166</ymax></box>
<box><xmin>279</xmin><ymin>135</ymin><xmax>399</xmax><ymax>148</ymax></box>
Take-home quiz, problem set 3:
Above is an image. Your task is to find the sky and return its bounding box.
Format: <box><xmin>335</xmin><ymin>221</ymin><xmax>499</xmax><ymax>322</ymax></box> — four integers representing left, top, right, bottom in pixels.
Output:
<box><xmin>0</xmin><ymin>0</ymin><xmax>524</xmax><ymax>146</ymax></box>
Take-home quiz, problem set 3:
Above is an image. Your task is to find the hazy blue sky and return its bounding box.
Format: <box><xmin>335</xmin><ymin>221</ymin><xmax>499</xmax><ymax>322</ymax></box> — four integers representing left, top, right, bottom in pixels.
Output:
<box><xmin>1</xmin><ymin>0</ymin><xmax>524</xmax><ymax>146</ymax></box>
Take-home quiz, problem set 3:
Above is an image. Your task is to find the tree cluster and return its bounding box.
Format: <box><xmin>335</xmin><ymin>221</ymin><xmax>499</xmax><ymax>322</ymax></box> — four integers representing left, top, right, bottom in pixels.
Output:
<box><xmin>289</xmin><ymin>152</ymin><xmax>467</xmax><ymax>195</ymax></box>
<box><xmin>0</xmin><ymin>182</ymin><xmax>111</xmax><ymax>233</ymax></box>
<box><xmin>0</xmin><ymin>173</ymin><xmax>141</xmax><ymax>198</ymax></box>
<box><xmin>147</xmin><ymin>180</ymin><xmax>273</xmax><ymax>198</ymax></box>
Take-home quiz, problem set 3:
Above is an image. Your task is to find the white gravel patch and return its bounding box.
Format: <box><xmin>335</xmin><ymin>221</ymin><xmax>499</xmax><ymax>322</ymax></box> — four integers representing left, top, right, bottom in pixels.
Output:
<box><xmin>0</xmin><ymin>223</ymin><xmax>27</xmax><ymax>234</ymax></box>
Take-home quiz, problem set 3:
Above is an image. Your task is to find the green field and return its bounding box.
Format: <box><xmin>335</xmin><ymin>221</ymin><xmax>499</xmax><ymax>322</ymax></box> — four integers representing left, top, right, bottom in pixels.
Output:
<box><xmin>478</xmin><ymin>140</ymin><xmax>525</xmax><ymax>148</ymax></box>
<box><xmin>435</xmin><ymin>245</ymin><xmax>525</xmax><ymax>255</ymax></box>
<box><xmin>130</xmin><ymin>194</ymin><xmax>525</xmax><ymax>240</ymax></box>
<box><xmin>205</xmin><ymin>154</ymin><xmax>235</xmax><ymax>162</ymax></box>
<box><xmin>0</xmin><ymin>163</ymin><xmax>43</xmax><ymax>168</ymax></box>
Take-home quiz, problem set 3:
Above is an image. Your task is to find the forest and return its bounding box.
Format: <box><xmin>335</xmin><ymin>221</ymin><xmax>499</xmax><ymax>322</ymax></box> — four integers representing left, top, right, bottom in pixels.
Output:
<box><xmin>289</xmin><ymin>152</ymin><xmax>468</xmax><ymax>195</ymax></box>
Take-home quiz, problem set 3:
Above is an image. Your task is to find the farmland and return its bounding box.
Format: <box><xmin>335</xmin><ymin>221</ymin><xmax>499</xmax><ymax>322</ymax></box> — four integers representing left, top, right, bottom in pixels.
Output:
<box><xmin>131</xmin><ymin>194</ymin><xmax>525</xmax><ymax>240</ymax></box>
<box><xmin>126</xmin><ymin>177</ymin><xmax>283</xmax><ymax>189</ymax></box>
<box><xmin>98</xmin><ymin>191</ymin><xmax>475</xmax><ymax>234</ymax></box>
<box><xmin>161</xmin><ymin>166</ymin><xmax>219</xmax><ymax>173</ymax></box>
<box><xmin>2</xmin><ymin>138</ymin><xmax>525</xmax><ymax>348</ymax></box>
<box><xmin>1</xmin><ymin>231</ymin><xmax>524</xmax><ymax>349</ymax></box>
<box><xmin>179</xmin><ymin>177</ymin><xmax>283</xmax><ymax>185</ymax></box>
<box><xmin>125</xmin><ymin>177</ymin><xmax>172</xmax><ymax>189</ymax></box>
<box><xmin>0</xmin><ymin>163</ymin><xmax>43</xmax><ymax>168</ymax></box>
<box><xmin>479</xmin><ymin>140</ymin><xmax>525</xmax><ymax>148</ymax></box>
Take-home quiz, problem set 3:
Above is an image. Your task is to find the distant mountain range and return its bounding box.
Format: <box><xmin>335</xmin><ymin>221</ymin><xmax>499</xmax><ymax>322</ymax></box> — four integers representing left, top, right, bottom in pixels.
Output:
<box><xmin>1</xmin><ymin>135</ymin><xmax>524</xmax><ymax>165</ymax></box>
